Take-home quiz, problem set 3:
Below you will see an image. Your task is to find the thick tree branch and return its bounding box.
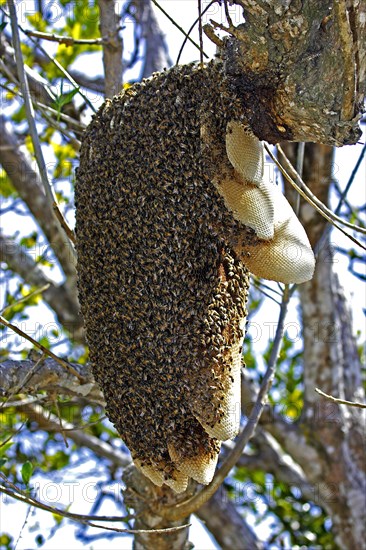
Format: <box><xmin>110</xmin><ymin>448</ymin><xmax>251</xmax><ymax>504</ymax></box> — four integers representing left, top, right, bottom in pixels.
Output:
<box><xmin>233</xmin><ymin>430</ymin><xmax>316</xmax><ymax>503</ymax></box>
<box><xmin>197</xmin><ymin>489</ymin><xmax>264</xmax><ymax>550</ymax></box>
<box><xmin>0</xmin><ymin>358</ymin><xmax>101</xmax><ymax>405</ymax></box>
<box><xmin>274</xmin><ymin>141</ymin><xmax>366</xmax><ymax>549</ymax></box>
<box><xmin>0</xmin><ymin>115</ymin><xmax>77</xmax><ymax>291</ymax></box>
<box><xmin>223</xmin><ymin>0</ymin><xmax>365</xmax><ymax>145</ymax></box>
<box><xmin>0</xmin><ymin>234</ymin><xmax>84</xmax><ymax>341</ymax></box>
<box><xmin>133</xmin><ymin>0</ymin><xmax>172</xmax><ymax>78</ymax></box>
<box><xmin>240</xmin><ymin>372</ymin><xmax>329</xmax><ymax>503</ymax></box>
<box><xmin>98</xmin><ymin>0</ymin><xmax>123</xmax><ymax>98</ymax></box>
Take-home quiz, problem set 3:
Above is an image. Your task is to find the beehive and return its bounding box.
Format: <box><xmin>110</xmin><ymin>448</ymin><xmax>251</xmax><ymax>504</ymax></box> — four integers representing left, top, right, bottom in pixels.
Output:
<box><xmin>75</xmin><ymin>61</ymin><xmax>314</xmax><ymax>492</ymax></box>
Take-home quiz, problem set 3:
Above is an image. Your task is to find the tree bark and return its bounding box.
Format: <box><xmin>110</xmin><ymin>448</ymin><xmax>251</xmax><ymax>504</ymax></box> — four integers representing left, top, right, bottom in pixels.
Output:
<box><xmin>221</xmin><ymin>0</ymin><xmax>365</xmax><ymax>145</ymax></box>
<box><xmin>98</xmin><ymin>0</ymin><xmax>123</xmax><ymax>98</ymax></box>
<box><xmin>279</xmin><ymin>142</ymin><xmax>366</xmax><ymax>549</ymax></box>
<box><xmin>133</xmin><ymin>0</ymin><xmax>172</xmax><ymax>78</ymax></box>
<box><xmin>197</xmin><ymin>488</ymin><xmax>264</xmax><ymax>550</ymax></box>
<box><xmin>123</xmin><ymin>465</ymin><xmax>193</xmax><ymax>550</ymax></box>
<box><xmin>0</xmin><ymin>358</ymin><xmax>100</xmax><ymax>403</ymax></box>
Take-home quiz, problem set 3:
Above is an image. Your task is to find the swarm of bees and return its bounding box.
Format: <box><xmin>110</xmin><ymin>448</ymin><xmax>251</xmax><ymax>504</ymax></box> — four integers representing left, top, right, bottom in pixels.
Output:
<box><xmin>75</xmin><ymin>61</ymin><xmax>314</xmax><ymax>492</ymax></box>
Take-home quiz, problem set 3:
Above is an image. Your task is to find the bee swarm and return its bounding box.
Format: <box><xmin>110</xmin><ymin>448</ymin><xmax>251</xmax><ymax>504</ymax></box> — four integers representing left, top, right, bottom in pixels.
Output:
<box><xmin>75</xmin><ymin>61</ymin><xmax>314</xmax><ymax>492</ymax></box>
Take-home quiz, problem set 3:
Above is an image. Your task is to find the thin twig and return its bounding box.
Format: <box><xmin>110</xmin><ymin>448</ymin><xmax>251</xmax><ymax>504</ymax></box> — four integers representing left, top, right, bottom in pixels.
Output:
<box><xmin>251</xmin><ymin>280</ymin><xmax>281</xmax><ymax>306</ymax></box>
<box><xmin>4</xmin><ymin>9</ymin><xmax>98</xmax><ymax>114</ymax></box>
<box><xmin>40</xmin><ymin>109</ymin><xmax>81</xmax><ymax>150</ymax></box>
<box><xmin>0</xmin><ymin>480</ymin><xmax>189</xmax><ymax>534</ymax></box>
<box><xmin>151</xmin><ymin>0</ymin><xmax>209</xmax><ymax>59</ymax></box>
<box><xmin>317</xmin><ymin>142</ymin><xmax>366</xmax><ymax>252</ymax></box>
<box><xmin>0</xmin><ymin>83</ymin><xmax>86</xmax><ymax>131</ymax></box>
<box><xmin>53</xmin><ymin>394</ymin><xmax>69</xmax><ymax>447</ymax></box>
<box><xmin>0</xmin><ymin>475</ymin><xmax>132</xmax><ymax>524</ymax></box>
<box><xmin>176</xmin><ymin>1</ymin><xmax>217</xmax><ymax>65</ymax></box>
<box><xmin>43</xmin><ymin>416</ymin><xmax>107</xmax><ymax>432</ymax></box>
<box><xmin>315</xmin><ymin>388</ymin><xmax>366</xmax><ymax>408</ymax></box>
<box><xmin>0</xmin><ymin>421</ymin><xmax>27</xmax><ymax>445</ymax></box>
<box><xmin>268</xmin><ymin>145</ymin><xmax>366</xmax><ymax>251</ymax></box>
<box><xmin>0</xmin><ymin>284</ymin><xmax>50</xmax><ymax>316</ymax></box>
<box><xmin>52</xmin><ymin>203</ymin><xmax>76</xmax><ymax>243</ymax></box>
<box><xmin>295</xmin><ymin>142</ymin><xmax>305</xmax><ymax>215</ymax></box>
<box><xmin>223</xmin><ymin>0</ymin><xmax>234</xmax><ymax>28</ymax></box>
<box><xmin>253</xmin><ymin>279</ymin><xmax>283</xmax><ymax>298</ymax></box>
<box><xmin>198</xmin><ymin>0</ymin><xmax>203</xmax><ymax>66</ymax></box>
<box><xmin>35</xmin><ymin>100</ymin><xmax>86</xmax><ymax>131</ymax></box>
<box><xmin>157</xmin><ymin>286</ymin><xmax>292</xmax><ymax>521</ymax></box>
<box><xmin>335</xmin><ymin>143</ymin><xmax>366</xmax><ymax>215</ymax></box>
<box><xmin>23</xmin><ymin>29</ymin><xmax>105</xmax><ymax>45</ymax></box>
<box><xmin>275</xmin><ymin>144</ymin><xmax>366</xmax><ymax>236</ymax></box>
<box><xmin>7</xmin><ymin>0</ymin><xmax>76</xmax><ymax>260</ymax></box>
<box><xmin>0</xmin><ymin>316</ymin><xmax>84</xmax><ymax>382</ymax></box>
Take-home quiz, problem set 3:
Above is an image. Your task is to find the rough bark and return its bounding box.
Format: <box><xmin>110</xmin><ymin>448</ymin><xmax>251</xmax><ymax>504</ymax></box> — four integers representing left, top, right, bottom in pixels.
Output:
<box><xmin>98</xmin><ymin>0</ymin><xmax>123</xmax><ymax>98</ymax></box>
<box><xmin>0</xmin><ymin>358</ymin><xmax>101</xmax><ymax>404</ymax></box>
<box><xmin>123</xmin><ymin>466</ymin><xmax>193</xmax><ymax>550</ymax></box>
<box><xmin>221</xmin><ymin>0</ymin><xmax>365</xmax><ymax>145</ymax></box>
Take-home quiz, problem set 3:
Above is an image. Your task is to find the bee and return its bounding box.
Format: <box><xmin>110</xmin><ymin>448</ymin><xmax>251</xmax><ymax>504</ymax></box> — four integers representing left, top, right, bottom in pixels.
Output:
<box><xmin>76</xmin><ymin>60</ymin><xmax>253</xmax><ymax>493</ymax></box>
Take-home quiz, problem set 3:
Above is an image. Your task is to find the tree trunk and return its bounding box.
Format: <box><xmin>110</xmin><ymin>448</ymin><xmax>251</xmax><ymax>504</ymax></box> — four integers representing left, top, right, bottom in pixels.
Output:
<box><xmin>280</xmin><ymin>142</ymin><xmax>366</xmax><ymax>549</ymax></box>
<box><xmin>122</xmin><ymin>465</ymin><xmax>193</xmax><ymax>550</ymax></box>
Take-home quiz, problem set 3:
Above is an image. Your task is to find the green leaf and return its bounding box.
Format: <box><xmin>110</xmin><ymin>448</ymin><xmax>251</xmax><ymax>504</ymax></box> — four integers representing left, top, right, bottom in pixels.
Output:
<box><xmin>52</xmin><ymin>83</ymin><xmax>80</xmax><ymax>121</ymax></box>
<box><xmin>56</xmin><ymin>87</ymin><xmax>80</xmax><ymax>109</ymax></box>
<box><xmin>0</xmin><ymin>441</ymin><xmax>13</xmax><ymax>457</ymax></box>
<box><xmin>0</xmin><ymin>21</ymin><xmax>8</xmax><ymax>33</ymax></box>
<box><xmin>0</xmin><ymin>458</ymin><xmax>6</xmax><ymax>467</ymax></box>
<box><xmin>0</xmin><ymin>534</ymin><xmax>13</xmax><ymax>550</ymax></box>
<box><xmin>0</xmin><ymin>170</ymin><xmax>16</xmax><ymax>198</ymax></box>
<box><xmin>21</xmin><ymin>460</ymin><xmax>33</xmax><ymax>485</ymax></box>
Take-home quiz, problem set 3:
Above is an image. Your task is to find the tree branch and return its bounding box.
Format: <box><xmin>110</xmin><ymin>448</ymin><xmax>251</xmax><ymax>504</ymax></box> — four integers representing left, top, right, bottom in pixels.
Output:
<box><xmin>7</xmin><ymin>0</ymin><xmax>76</xmax><ymax>260</ymax></box>
<box><xmin>0</xmin><ymin>34</ymin><xmax>56</xmax><ymax>106</ymax></box>
<box><xmin>98</xmin><ymin>0</ymin><xmax>123</xmax><ymax>98</ymax></box>
<box><xmin>0</xmin><ymin>358</ymin><xmax>101</xmax><ymax>404</ymax></box>
<box><xmin>197</xmin><ymin>488</ymin><xmax>264</xmax><ymax>550</ymax></box>
<box><xmin>223</xmin><ymin>0</ymin><xmax>364</xmax><ymax>145</ymax></box>
<box><xmin>0</xmin><ymin>234</ymin><xmax>84</xmax><ymax>341</ymax></box>
<box><xmin>0</xmin><ymin>115</ymin><xmax>78</xmax><ymax>289</ymax></box>
<box><xmin>233</xmin><ymin>430</ymin><xmax>315</xmax><ymax>503</ymax></box>
<box><xmin>133</xmin><ymin>0</ymin><xmax>172</xmax><ymax>78</ymax></box>
<box><xmin>277</xmin><ymin>141</ymin><xmax>366</xmax><ymax>549</ymax></box>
